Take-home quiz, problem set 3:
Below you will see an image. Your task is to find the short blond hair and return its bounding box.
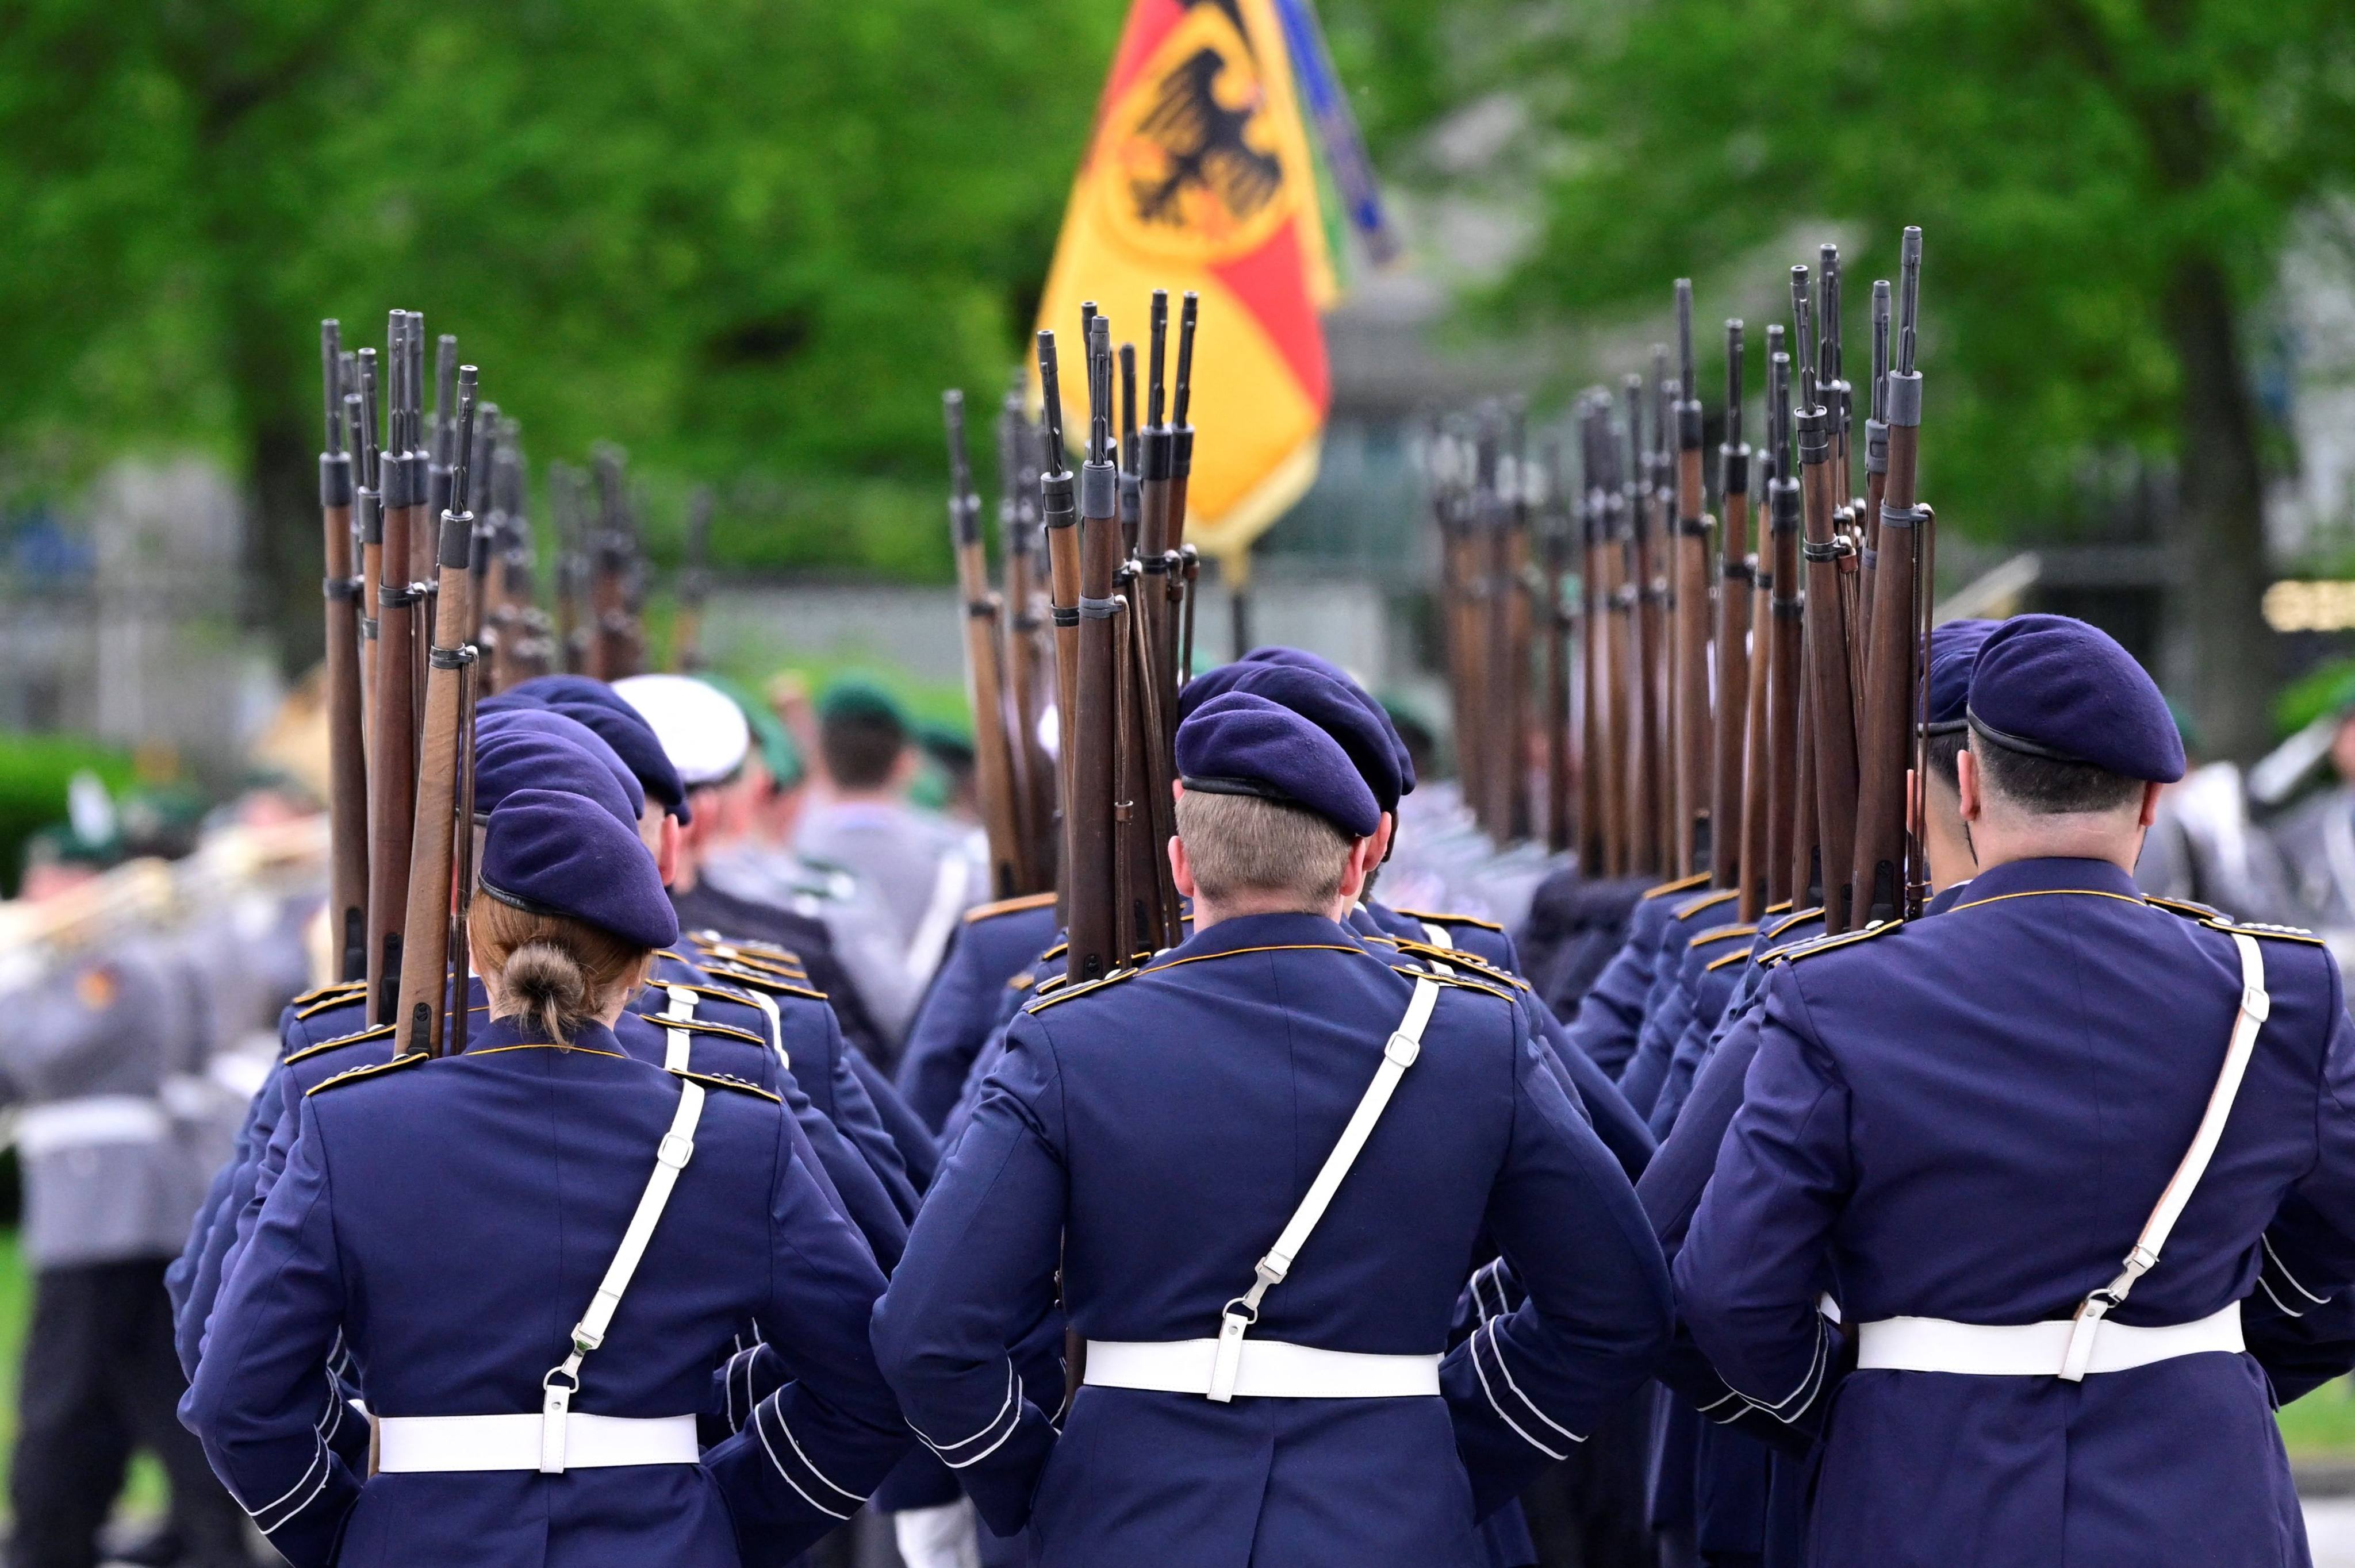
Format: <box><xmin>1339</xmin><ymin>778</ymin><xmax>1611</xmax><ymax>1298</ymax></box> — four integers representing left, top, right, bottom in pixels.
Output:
<box><xmin>1175</xmin><ymin>788</ymin><xmax>1353</xmax><ymax>909</ymax></box>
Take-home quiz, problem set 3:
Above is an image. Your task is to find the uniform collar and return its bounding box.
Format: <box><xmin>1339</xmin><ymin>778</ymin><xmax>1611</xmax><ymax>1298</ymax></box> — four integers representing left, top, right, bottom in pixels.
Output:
<box><xmin>1159</xmin><ymin>910</ymin><xmax>1362</xmax><ymax>965</ymax></box>
<box><xmin>462</xmin><ymin>1011</ymin><xmax>627</xmax><ymax>1058</ymax></box>
<box><xmin>1947</xmin><ymin>856</ymin><xmax>2143</xmax><ymax>906</ymax></box>
<box><xmin>1923</xmin><ymin>878</ymin><xmax>1973</xmax><ymax>916</ymax></box>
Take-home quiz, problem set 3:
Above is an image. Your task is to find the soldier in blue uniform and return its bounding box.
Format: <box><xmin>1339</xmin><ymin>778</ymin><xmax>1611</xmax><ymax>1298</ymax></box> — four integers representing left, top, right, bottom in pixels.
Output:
<box><xmin>896</xmin><ymin>891</ymin><xmax>1058</xmax><ymax>1133</ymax></box>
<box><xmin>1677</xmin><ymin>615</ymin><xmax>2355</xmax><ymax>1568</ymax></box>
<box><xmin>873</xmin><ymin>690</ymin><xmax>1670</xmax><ymax>1567</ymax></box>
<box><xmin>185</xmin><ymin>784</ymin><xmax>910</xmax><ymax>1568</ymax></box>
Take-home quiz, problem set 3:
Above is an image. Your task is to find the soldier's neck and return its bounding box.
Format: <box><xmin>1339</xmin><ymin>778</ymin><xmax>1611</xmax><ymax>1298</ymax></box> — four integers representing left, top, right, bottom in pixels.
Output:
<box><xmin>1191</xmin><ymin>890</ymin><xmax>1350</xmax><ymax>933</ymax></box>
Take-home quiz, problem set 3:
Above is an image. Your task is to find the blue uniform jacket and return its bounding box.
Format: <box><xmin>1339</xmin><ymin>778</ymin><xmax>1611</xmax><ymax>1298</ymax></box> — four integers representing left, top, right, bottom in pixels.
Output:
<box><xmin>1678</xmin><ymin>857</ymin><xmax>2355</xmax><ymax>1568</ymax></box>
<box><xmin>1555</xmin><ymin>875</ymin><xmax>1714</xmax><ymax>1083</ymax></box>
<box><xmin>183</xmin><ymin>1014</ymin><xmax>908</xmax><ymax>1568</ymax></box>
<box><xmin>897</xmin><ymin>898</ymin><xmax>1060</xmax><ymax>1133</ymax></box>
<box><xmin>872</xmin><ymin>912</ymin><xmax>1671</xmax><ymax>1568</ymax></box>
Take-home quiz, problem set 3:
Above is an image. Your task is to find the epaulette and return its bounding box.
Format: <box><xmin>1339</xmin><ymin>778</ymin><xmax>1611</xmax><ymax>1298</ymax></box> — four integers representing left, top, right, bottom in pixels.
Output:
<box><xmin>1763</xmin><ymin>900</ymin><xmax>1794</xmax><ymax>917</ymax></box>
<box><xmin>1690</xmin><ymin>923</ymin><xmax>1758</xmax><ymax>950</ymax></box>
<box><xmin>307</xmin><ymin>1052</ymin><xmax>427</xmax><ymax>1096</ymax></box>
<box><xmin>1766</xmin><ymin>905</ymin><xmax>1824</xmax><ymax>940</ymax></box>
<box><xmin>1033</xmin><ymin>973</ymin><xmax>1068</xmax><ymax>997</ymax></box>
<box><xmin>1673</xmin><ymin>887</ymin><xmax>1740</xmax><ymax>921</ymax></box>
<box><xmin>1393</xmin><ymin>907</ymin><xmax>1504</xmax><ymax>934</ymax></box>
<box><xmin>689</xmin><ymin>929</ymin><xmax>803</xmax><ymax>963</ymax></box>
<box><xmin>701</xmin><ymin>963</ymin><xmax>829</xmax><ymax>1004</ymax></box>
<box><xmin>650</xmin><ymin>979</ymin><xmax>764</xmax><ymax>1010</ymax></box>
<box><xmin>1007</xmin><ymin>971</ymin><xmax>1035</xmax><ymax>992</ymax></box>
<box><xmin>1391</xmin><ymin>937</ymin><xmax>1531</xmax><ymax>990</ymax></box>
<box><xmin>964</xmin><ymin>890</ymin><xmax>1058</xmax><ymax>924</ymax></box>
<box><xmin>296</xmin><ymin>988</ymin><xmax>370</xmax><ymax>1021</ymax></box>
<box><xmin>291</xmin><ymin>979</ymin><xmax>366</xmax><ymax>1008</ymax></box>
<box><xmin>2143</xmin><ymin>894</ymin><xmax>2223</xmax><ymax>921</ymax></box>
<box><xmin>2201</xmin><ymin>915</ymin><xmax>2326</xmax><ymax>947</ymax></box>
<box><xmin>1643</xmin><ymin>872</ymin><xmax>1712</xmax><ymax>901</ymax></box>
<box><xmin>1041</xmin><ymin>941</ymin><xmax>1069</xmax><ymax>962</ymax></box>
<box><xmin>1025</xmin><ymin>967</ymin><xmax>1137</xmax><ymax>1013</ymax></box>
<box><xmin>1770</xmin><ymin>919</ymin><xmax>1906</xmax><ymax>967</ymax></box>
<box><xmin>669</xmin><ymin>1067</ymin><xmax>783</xmax><ymax>1104</ymax></box>
<box><xmin>696</xmin><ymin>945</ymin><xmax>808</xmax><ymax>980</ymax></box>
<box><xmin>1389</xmin><ymin>963</ymin><xmax>1513</xmax><ymax>1004</ymax></box>
<box><xmin>655</xmin><ymin>1014</ymin><xmax>772</xmax><ymax>1048</ymax></box>
<box><xmin>1705</xmin><ymin>947</ymin><xmax>1752</xmax><ymax>973</ymax></box>
<box><xmin>285</xmin><ymin>1022</ymin><xmax>396</xmax><ymax>1066</ymax></box>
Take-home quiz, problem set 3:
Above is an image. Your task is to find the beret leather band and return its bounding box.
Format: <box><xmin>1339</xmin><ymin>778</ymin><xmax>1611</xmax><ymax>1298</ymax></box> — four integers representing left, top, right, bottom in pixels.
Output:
<box><xmin>479</xmin><ymin>877</ymin><xmax>568</xmax><ymax>921</ymax></box>
<box><xmin>1965</xmin><ymin>709</ymin><xmax>2097</xmax><ymax>766</ymax></box>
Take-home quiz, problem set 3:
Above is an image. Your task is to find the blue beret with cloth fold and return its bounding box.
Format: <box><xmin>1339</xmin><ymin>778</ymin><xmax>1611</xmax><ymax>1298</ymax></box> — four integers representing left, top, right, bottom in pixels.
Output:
<box><xmin>473</xmin><ymin>709</ymin><xmax>645</xmax><ymax>819</ymax></box>
<box><xmin>1184</xmin><ymin>648</ymin><xmax>1417</xmax><ymax>800</ymax></box>
<box><xmin>1921</xmin><ymin>618</ymin><xmax>2001</xmax><ymax>734</ymax></box>
<box><xmin>1176</xmin><ymin>692</ymin><xmax>1380</xmax><ymax>839</ymax></box>
<box><xmin>1965</xmin><ymin>613</ymin><xmax>2185</xmax><ymax>783</ymax></box>
<box><xmin>479</xmin><ymin>682</ymin><xmax>691</xmax><ymax>823</ymax></box>
<box><xmin>1177</xmin><ymin>663</ymin><xmax>1403</xmax><ymax>813</ymax></box>
<box><xmin>478</xmin><ymin>786</ymin><xmax>680</xmax><ymax>950</ymax></box>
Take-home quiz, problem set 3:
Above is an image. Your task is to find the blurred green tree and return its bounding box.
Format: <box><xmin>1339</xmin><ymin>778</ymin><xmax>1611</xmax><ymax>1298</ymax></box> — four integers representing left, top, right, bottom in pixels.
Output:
<box><xmin>0</xmin><ymin>0</ymin><xmax>1117</xmax><ymax>660</ymax></box>
<box><xmin>1326</xmin><ymin>0</ymin><xmax>2355</xmax><ymax>758</ymax></box>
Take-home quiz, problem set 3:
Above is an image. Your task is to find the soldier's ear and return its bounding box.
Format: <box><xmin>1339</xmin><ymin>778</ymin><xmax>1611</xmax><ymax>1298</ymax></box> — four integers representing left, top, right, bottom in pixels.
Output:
<box><xmin>2138</xmin><ymin>780</ymin><xmax>2163</xmax><ymax>830</ymax></box>
<box><xmin>1956</xmin><ymin>747</ymin><xmax>1984</xmax><ymax>823</ymax></box>
<box><xmin>1169</xmin><ymin>832</ymin><xmax>1197</xmax><ymax>901</ymax></box>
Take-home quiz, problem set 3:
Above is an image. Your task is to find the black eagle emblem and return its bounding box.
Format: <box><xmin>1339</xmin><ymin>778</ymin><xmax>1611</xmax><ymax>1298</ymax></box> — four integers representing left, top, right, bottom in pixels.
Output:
<box><xmin>1130</xmin><ymin>45</ymin><xmax>1284</xmax><ymax>230</ymax></box>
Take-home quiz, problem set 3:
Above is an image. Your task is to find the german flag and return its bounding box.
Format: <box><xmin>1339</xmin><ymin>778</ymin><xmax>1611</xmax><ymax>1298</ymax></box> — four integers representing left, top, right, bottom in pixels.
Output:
<box><xmin>1034</xmin><ymin>0</ymin><xmax>1333</xmax><ymax>571</ymax></box>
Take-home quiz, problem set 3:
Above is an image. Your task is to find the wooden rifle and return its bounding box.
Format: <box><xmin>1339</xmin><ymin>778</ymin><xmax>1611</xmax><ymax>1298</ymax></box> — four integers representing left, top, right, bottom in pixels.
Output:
<box><xmin>318</xmin><ymin>322</ymin><xmax>370</xmax><ymax>982</ymax></box>
<box><xmin>1620</xmin><ymin>376</ymin><xmax>1663</xmax><ymax>875</ymax></box>
<box><xmin>1036</xmin><ymin>330</ymin><xmax>1084</xmax><ymax>939</ymax></box>
<box><xmin>1711</xmin><ymin>316</ymin><xmax>1752</xmax><ymax>898</ymax></box>
<box><xmin>1849</xmin><ymin>229</ymin><xmax>1932</xmax><ymax>924</ymax></box>
<box><xmin>1582</xmin><ymin>394</ymin><xmax>1631</xmax><ymax>875</ymax></box>
<box><xmin>998</xmin><ymin>390</ymin><xmax>1057</xmax><ymax>889</ymax></box>
<box><xmin>397</xmin><ymin>367</ymin><xmax>481</xmax><ymax>1058</ymax></box>
<box><xmin>1762</xmin><ymin>333</ymin><xmax>1805</xmax><ymax>910</ymax></box>
<box><xmin>1791</xmin><ymin>266</ymin><xmax>1862</xmax><ymax>932</ymax></box>
<box><xmin>589</xmin><ymin>447</ymin><xmax>644</xmax><ymax>680</ymax></box>
<box><xmin>1861</xmin><ymin>279</ymin><xmax>1892</xmax><ymax>643</ymax></box>
<box><xmin>1064</xmin><ymin>315</ymin><xmax>1123</xmax><ymax>983</ymax></box>
<box><xmin>943</xmin><ymin>390</ymin><xmax>1031</xmax><ymax>901</ymax></box>
<box><xmin>1574</xmin><ymin>399</ymin><xmax>1610</xmax><ymax>873</ymax></box>
<box><xmin>1541</xmin><ymin>437</ymin><xmax>1574</xmax><ymax>855</ymax></box>
<box><xmin>1670</xmin><ymin>284</ymin><xmax>1713</xmax><ymax>876</ymax></box>
<box><xmin>365</xmin><ymin>313</ymin><xmax>426</xmax><ymax>1023</ymax></box>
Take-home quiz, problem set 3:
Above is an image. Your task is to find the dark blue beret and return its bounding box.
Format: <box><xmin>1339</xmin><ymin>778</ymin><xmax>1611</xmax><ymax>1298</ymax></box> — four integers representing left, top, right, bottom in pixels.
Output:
<box><xmin>1185</xmin><ymin>649</ymin><xmax>1416</xmax><ymax>800</ymax></box>
<box><xmin>498</xmin><ymin>675</ymin><xmax>640</xmax><ymax>720</ymax></box>
<box><xmin>1921</xmin><ymin>618</ymin><xmax>2000</xmax><ymax>733</ymax></box>
<box><xmin>543</xmin><ymin>698</ymin><xmax>690</xmax><ymax>823</ymax></box>
<box><xmin>480</xmin><ymin>787</ymin><xmax>679</xmax><ymax>950</ymax></box>
<box><xmin>1183</xmin><ymin>663</ymin><xmax>1402</xmax><ymax>812</ymax></box>
<box><xmin>1176</xmin><ymin>692</ymin><xmax>1380</xmax><ymax>839</ymax></box>
<box><xmin>1966</xmin><ymin>613</ymin><xmax>2184</xmax><ymax>783</ymax></box>
<box><xmin>474</xmin><ymin>723</ymin><xmax>643</xmax><ymax>827</ymax></box>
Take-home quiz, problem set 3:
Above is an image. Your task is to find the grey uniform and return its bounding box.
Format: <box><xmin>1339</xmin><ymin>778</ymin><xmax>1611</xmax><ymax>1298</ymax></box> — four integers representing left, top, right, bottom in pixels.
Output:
<box><xmin>2270</xmin><ymin>781</ymin><xmax>2355</xmax><ymax>975</ymax></box>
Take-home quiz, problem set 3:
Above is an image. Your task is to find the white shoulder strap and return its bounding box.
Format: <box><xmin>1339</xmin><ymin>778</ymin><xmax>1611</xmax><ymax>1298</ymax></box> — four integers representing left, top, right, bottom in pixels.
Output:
<box><xmin>660</xmin><ymin>986</ymin><xmax>696</xmax><ymax>1071</ymax></box>
<box><xmin>1420</xmin><ymin>920</ymin><xmax>1453</xmax><ymax>948</ymax></box>
<box><xmin>540</xmin><ymin>1077</ymin><xmax>706</xmax><ymax>1469</ymax></box>
<box><xmin>906</xmin><ymin>851</ymin><xmax>972</xmax><ymax>982</ymax></box>
<box><xmin>2061</xmin><ymin>931</ymin><xmax>2266</xmax><ymax>1381</ymax></box>
<box><xmin>1209</xmin><ymin>975</ymin><xmax>1443</xmax><ymax>1402</ymax></box>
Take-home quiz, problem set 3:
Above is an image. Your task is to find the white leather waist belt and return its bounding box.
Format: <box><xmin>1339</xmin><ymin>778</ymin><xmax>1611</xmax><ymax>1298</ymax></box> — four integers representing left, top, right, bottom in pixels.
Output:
<box><xmin>1857</xmin><ymin>1302</ymin><xmax>2243</xmax><ymax>1377</ymax></box>
<box><xmin>375</xmin><ymin>1413</ymin><xmax>700</xmax><ymax>1472</ymax></box>
<box><xmin>16</xmin><ymin>1095</ymin><xmax>170</xmax><ymax>1158</ymax></box>
<box><xmin>1084</xmin><ymin>1339</ymin><xmax>1440</xmax><ymax>1399</ymax></box>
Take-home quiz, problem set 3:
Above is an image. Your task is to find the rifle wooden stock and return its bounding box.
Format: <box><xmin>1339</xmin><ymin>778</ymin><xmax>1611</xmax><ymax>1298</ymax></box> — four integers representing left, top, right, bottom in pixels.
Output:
<box><xmin>365</xmin><ymin>449</ymin><xmax>422</xmax><ymax>1024</ymax></box>
<box><xmin>397</xmin><ymin>499</ymin><xmax>477</xmax><ymax>1059</ymax></box>
<box><xmin>1762</xmin><ymin>483</ymin><xmax>1804</xmax><ymax>911</ymax></box>
<box><xmin>1625</xmin><ymin>486</ymin><xmax>1663</xmax><ymax>877</ymax></box>
<box><xmin>1481</xmin><ymin>486</ymin><xmax>1522</xmax><ymax>840</ymax></box>
<box><xmin>1066</xmin><ymin>466</ymin><xmax>1122</xmax><ymax>985</ymax></box>
<box><xmin>1797</xmin><ymin>407</ymin><xmax>1861</xmax><ymax>932</ymax></box>
<box><xmin>1848</xmin><ymin>499</ymin><xmax>1921</xmax><ymax>926</ymax></box>
<box><xmin>1672</xmin><ymin>426</ymin><xmax>1711</xmax><ymax>877</ymax></box>
<box><xmin>1577</xmin><ymin>511</ymin><xmax>1608</xmax><ymax>873</ymax></box>
<box><xmin>946</xmin><ymin>393</ymin><xmax>1031</xmax><ymax>901</ymax></box>
<box><xmin>1712</xmin><ymin>462</ymin><xmax>1751</xmax><ymax>896</ymax></box>
<box><xmin>321</xmin><ymin>441</ymin><xmax>369</xmax><ymax>984</ymax></box>
<box><xmin>1004</xmin><ymin>521</ymin><xmax>1056</xmax><ymax>890</ymax></box>
<box><xmin>1543</xmin><ymin>513</ymin><xmax>1573</xmax><ymax>856</ymax></box>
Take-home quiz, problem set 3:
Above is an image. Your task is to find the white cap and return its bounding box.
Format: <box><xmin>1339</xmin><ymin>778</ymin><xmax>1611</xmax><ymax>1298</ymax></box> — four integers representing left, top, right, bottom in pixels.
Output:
<box><xmin>613</xmin><ymin>674</ymin><xmax>749</xmax><ymax>788</ymax></box>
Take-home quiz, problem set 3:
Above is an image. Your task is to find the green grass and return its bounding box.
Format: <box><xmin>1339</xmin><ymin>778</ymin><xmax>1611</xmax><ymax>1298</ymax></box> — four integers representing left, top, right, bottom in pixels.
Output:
<box><xmin>2281</xmin><ymin>1378</ymin><xmax>2355</xmax><ymax>1461</ymax></box>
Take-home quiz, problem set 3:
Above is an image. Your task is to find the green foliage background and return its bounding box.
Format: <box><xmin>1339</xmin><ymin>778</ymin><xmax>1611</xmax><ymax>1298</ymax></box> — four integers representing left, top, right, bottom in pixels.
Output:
<box><xmin>0</xmin><ymin>0</ymin><xmax>1123</xmax><ymax>619</ymax></box>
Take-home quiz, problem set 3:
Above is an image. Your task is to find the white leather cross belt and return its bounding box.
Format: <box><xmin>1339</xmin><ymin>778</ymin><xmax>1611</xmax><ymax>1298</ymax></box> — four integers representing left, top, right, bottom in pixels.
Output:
<box><xmin>374</xmin><ymin>1413</ymin><xmax>699</xmax><ymax>1472</ymax></box>
<box><xmin>1856</xmin><ymin>1301</ymin><xmax>2243</xmax><ymax>1377</ymax></box>
<box><xmin>1084</xmin><ymin>1338</ymin><xmax>1440</xmax><ymax>1399</ymax></box>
